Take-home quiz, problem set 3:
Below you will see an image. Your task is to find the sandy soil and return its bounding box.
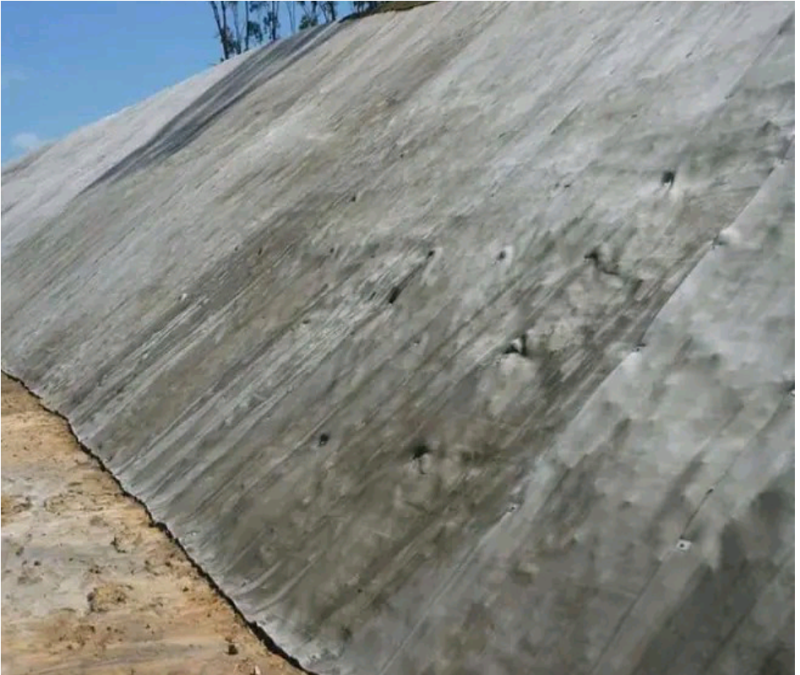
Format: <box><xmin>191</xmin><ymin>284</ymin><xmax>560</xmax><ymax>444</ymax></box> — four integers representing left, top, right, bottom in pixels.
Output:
<box><xmin>1</xmin><ymin>374</ymin><xmax>302</xmax><ymax>675</ymax></box>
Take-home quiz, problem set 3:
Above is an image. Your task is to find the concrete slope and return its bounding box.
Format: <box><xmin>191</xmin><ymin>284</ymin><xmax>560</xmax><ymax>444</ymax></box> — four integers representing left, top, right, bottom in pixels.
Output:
<box><xmin>2</xmin><ymin>3</ymin><xmax>794</xmax><ymax>673</ymax></box>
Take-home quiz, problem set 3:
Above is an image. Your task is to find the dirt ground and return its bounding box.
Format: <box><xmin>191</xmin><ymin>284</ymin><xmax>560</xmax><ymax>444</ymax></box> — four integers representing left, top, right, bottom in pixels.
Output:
<box><xmin>1</xmin><ymin>374</ymin><xmax>302</xmax><ymax>675</ymax></box>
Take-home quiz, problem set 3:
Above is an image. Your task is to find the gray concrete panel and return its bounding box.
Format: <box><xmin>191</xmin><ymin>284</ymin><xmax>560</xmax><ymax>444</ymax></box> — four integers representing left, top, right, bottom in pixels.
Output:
<box><xmin>2</xmin><ymin>3</ymin><xmax>794</xmax><ymax>673</ymax></box>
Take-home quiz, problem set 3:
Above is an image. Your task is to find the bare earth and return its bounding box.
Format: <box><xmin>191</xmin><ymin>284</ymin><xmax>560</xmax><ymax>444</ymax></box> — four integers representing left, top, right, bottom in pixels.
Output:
<box><xmin>1</xmin><ymin>374</ymin><xmax>301</xmax><ymax>675</ymax></box>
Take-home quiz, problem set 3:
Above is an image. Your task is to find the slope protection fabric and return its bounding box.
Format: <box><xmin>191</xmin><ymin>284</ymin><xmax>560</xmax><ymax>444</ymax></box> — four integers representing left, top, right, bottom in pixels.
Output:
<box><xmin>2</xmin><ymin>3</ymin><xmax>794</xmax><ymax>674</ymax></box>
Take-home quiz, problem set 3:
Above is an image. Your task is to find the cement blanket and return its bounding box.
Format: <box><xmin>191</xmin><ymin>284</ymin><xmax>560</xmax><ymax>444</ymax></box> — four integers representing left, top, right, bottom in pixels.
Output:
<box><xmin>2</xmin><ymin>3</ymin><xmax>794</xmax><ymax>674</ymax></box>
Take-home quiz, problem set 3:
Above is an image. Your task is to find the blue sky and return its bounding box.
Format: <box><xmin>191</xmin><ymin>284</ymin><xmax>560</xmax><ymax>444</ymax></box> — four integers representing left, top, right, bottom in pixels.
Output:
<box><xmin>1</xmin><ymin>2</ymin><xmax>354</xmax><ymax>164</ymax></box>
<box><xmin>2</xmin><ymin>2</ymin><xmax>213</xmax><ymax>163</ymax></box>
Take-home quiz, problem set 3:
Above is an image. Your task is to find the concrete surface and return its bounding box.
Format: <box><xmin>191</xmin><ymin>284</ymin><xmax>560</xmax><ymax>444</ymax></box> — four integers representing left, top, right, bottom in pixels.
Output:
<box><xmin>1</xmin><ymin>2</ymin><xmax>794</xmax><ymax>674</ymax></box>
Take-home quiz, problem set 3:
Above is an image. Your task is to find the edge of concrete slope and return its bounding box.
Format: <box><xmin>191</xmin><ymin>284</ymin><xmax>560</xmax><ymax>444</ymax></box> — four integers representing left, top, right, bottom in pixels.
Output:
<box><xmin>2</xmin><ymin>3</ymin><xmax>794</xmax><ymax>674</ymax></box>
<box><xmin>1</xmin><ymin>373</ymin><xmax>308</xmax><ymax>675</ymax></box>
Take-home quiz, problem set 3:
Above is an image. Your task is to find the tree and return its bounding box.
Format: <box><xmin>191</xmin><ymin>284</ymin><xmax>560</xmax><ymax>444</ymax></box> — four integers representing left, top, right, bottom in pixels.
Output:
<box><xmin>298</xmin><ymin>14</ymin><xmax>318</xmax><ymax>30</ymax></box>
<box><xmin>209</xmin><ymin>1</ymin><xmax>233</xmax><ymax>60</ymax></box>
<box><xmin>209</xmin><ymin>1</ymin><xmax>282</xmax><ymax>61</ymax></box>
<box><xmin>320</xmin><ymin>2</ymin><xmax>338</xmax><ymax>22</ymax></box>
<box><xmin>210</xmin><ymin>2</ymin><xmax>369</xmax><ymax>60</ymax></box>
<box><xmin>297</xmin><ymin>1</ymin><xmax>320</xmax><ymax>30</ymax></box>
<box><xmin>353</xmin><ymin>1</ymin><xmax>378</xmax><ymax>13</ymax></box>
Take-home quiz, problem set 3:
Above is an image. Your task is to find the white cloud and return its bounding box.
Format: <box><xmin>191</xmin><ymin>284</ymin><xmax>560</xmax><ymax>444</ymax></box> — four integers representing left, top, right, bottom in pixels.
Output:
<box><xmin>2</xmin><ymin>66</ymin><xmax>27</xmax><ymax>89</ymax></box>
<box><xmin>11</xmin><ymin>132</ymin><xmax>45</xmax><ymax>152</ymax></box>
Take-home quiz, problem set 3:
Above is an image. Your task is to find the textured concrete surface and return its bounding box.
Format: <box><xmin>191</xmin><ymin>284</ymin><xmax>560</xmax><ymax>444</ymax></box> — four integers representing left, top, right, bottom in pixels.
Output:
<box><xmin>1</xmin><ymin>3</ymin><xmax>794</xmax><ymax>674</ymax></box>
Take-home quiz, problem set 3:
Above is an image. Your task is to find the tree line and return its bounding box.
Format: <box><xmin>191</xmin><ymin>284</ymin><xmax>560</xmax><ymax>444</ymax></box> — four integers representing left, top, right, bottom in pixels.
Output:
<box><xmin>209</xmin><ymin>2</ymin><xmax>380</xmax><ymax>61</ymax></box>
